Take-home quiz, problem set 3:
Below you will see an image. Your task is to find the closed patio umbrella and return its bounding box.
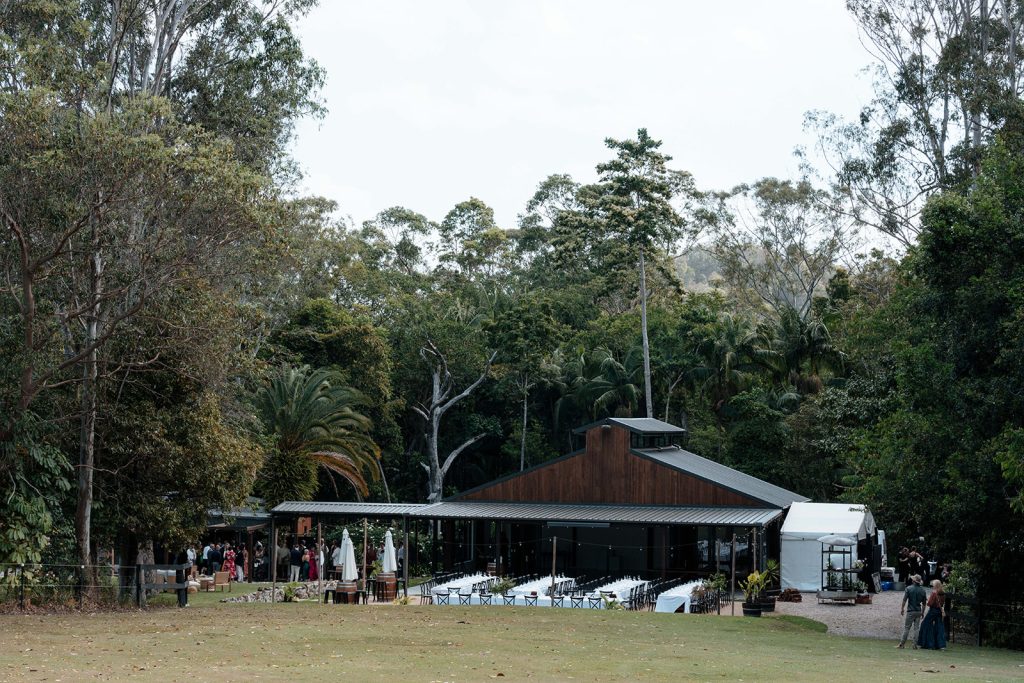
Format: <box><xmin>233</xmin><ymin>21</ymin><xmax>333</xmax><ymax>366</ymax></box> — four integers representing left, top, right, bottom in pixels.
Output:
<box><xmin>382</xmin><ymin>529</ymin><xmax>397</xmax><ymax>573</ymax></box>
<box><xmin>341</xmin><ymin>529</ymin><xmax>358</xmax><ymax>581</ymax></box>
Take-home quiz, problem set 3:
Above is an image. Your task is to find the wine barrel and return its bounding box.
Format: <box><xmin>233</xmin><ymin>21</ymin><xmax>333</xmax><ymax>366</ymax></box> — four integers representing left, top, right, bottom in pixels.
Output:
<box><xmin>338</xmin><ymin>580</ymin><xmax>358</xmax><ymax>603</ymax></box>
<box><xmin>376</xmin><ymin>572</ymin><xmax>397</xmax><ymax>601</ymax></box>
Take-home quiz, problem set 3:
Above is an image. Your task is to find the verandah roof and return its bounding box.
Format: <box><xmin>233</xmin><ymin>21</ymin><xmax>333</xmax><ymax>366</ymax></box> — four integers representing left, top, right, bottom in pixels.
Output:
<box><xmin>270</xmin><ymin>500</ymin><xmax>784</xmax><ymax>528</ymax></box>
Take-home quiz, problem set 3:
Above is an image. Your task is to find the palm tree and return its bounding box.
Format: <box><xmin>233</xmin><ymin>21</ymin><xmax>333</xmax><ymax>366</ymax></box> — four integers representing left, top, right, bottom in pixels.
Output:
<box><xmin>767</xmin><ymin>307</ymin><xmax>844</xmax><ymax>394</ymax></box>
<box><xmin>256</xmin><ymin>366</ymin><xmax>380</xmax><ymax>507</ymax></box>
<box><xmin>587</xmin><ymin>347</ymin><xmax>643</xmax><ymax>418</ymax></box>
<box><xmin>691</xmin><ymin>314</ymin><xmax>772</xmax><ymax>416</ymax></box>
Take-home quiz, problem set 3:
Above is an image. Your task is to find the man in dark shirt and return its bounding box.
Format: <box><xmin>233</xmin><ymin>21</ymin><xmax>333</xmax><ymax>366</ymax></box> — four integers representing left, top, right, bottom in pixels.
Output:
<box><xmin>898</xmin><ymin>574</ymin><xmax>926</xmax><ymax>648</ymax></box>
<box><xmin>209</xmin><ymin>544</ymin><xmax>222</xmax><ymax>574</ymax></box>
<box><xmin>289</xmin><ymin>545</ymin><xmax>302</xmax><ymax>582</ymax></box>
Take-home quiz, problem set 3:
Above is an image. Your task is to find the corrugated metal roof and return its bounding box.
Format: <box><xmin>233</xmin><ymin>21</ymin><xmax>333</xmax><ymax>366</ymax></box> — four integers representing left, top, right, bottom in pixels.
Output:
<box><xmin>634</xmin><ymin>447</ymin><xmax>809</xmax><ymax>508</ymax></box>
<box><xmin>413</xmin><ymin>501</ymin><xmax>783</xmax><ymax>527</ymax></box>
<box><xmin>272</xmin><ymin>501</ymin><xmax>427</xmax><ymax>516</ymax></box>
<box><xmin>572</xmin><ymin>417</ymin><xmax>686</xmax><ymax>435</ymax></box>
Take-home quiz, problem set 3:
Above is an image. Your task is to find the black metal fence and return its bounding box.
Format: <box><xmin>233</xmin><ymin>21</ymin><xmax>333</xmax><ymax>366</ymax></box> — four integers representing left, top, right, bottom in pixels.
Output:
<box><xmin>949</xmin><ymin>592</ymin><xmax>1024</xmax><ymax>650</ymax></box>
<box><xmin>0</xmin><ymin>563</ymin><xmax>128</xmax><ymax>609</ymax></box>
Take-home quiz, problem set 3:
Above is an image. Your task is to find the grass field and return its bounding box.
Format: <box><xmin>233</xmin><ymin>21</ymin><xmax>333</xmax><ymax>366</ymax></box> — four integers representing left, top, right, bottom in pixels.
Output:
<box><xmin>1</xmin><ymin>593</ymin><xmax>1021</xmax><ymax>682</ymax></box>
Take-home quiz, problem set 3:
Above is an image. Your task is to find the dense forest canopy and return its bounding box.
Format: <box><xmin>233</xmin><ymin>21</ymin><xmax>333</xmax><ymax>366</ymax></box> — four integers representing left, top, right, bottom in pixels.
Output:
<box><xmin>2</xmin><ymin>0</ymin><xmax>1024</xmax><ymax>596</ymax></box>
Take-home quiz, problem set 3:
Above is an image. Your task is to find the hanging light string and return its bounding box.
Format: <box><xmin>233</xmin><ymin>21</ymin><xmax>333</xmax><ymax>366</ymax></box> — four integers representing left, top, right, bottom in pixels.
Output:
<box><xmin>436</xmin><ymin>532</ymin><xmax>754</xmax><ymax>554</ymax></box>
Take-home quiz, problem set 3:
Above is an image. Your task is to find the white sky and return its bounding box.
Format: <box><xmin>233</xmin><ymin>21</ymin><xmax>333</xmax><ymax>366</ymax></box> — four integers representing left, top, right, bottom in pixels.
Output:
<box><xmin>291</xmin><ymin>1</ymin><xmax>874</xmax><ymax>228</ymax></box>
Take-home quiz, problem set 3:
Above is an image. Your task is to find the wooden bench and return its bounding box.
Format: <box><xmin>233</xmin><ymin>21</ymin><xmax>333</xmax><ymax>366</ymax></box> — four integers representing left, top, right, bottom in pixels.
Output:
<box><xmin>213</xmin><ymin>571</ymin><xmax>231</xmax><ymax>592</ymax></box>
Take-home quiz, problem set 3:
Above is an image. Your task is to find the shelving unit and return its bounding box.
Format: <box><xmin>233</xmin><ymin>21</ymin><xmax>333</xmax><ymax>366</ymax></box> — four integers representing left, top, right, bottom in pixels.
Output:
<box><xmin>817</xmin><ymin>540</ymin><xmax>857</xmax><ymax>604</ymax></box>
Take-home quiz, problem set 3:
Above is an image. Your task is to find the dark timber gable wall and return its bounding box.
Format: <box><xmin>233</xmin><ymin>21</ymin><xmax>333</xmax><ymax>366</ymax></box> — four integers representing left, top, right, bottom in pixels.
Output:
<box><xmin>457</xmin><ymin>425</ymin><xmax>763</xmax><ymax>507</ymax></box>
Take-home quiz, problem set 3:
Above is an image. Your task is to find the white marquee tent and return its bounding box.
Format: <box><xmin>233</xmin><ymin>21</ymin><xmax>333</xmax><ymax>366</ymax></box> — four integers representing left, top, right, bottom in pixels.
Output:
<box><xmin>780</xmin><ymin>502</ymin><xmax>877</xmax><ymax>591</ymax></box>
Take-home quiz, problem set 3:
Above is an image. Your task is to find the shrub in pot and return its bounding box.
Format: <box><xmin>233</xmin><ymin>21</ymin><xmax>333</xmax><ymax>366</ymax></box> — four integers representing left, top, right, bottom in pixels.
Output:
<box><xmin>739</xmin><ymin>571</ymin><xmax>767</xmax><ymax>617</ymax></box>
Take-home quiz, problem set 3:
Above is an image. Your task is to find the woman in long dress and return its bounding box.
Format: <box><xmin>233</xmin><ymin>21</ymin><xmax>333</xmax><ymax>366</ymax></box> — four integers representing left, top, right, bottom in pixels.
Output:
<box><xmin>308</xmin><ymin>546</ymin><xmax>319</xmax><ymax>581</ymax></box>
<box><xmin>917</xmin><ymin>579</ymin><xmax>947</xmax><ymax>650</ymax></box>
<box><xmin>222</xmin><ymin>544</ymin><xmax>236</xmax><ymax>581</ymax></box>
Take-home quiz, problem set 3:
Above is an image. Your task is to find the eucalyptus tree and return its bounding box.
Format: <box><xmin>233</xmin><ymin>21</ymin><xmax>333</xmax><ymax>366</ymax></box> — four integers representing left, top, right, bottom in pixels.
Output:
<box><xmin>0</xmin><ymin>0</ymin><xmax>323</xmax><ymax>570</ymax></box>
<box><xmin>554</xmin><ymin>130</ymin><xmax>692</xmax><ymax>418</ymax></box>
<box><xmin>808</xmin><ymin>0</ymin><xmax>1024</xmax><ymax>246</ymax></box>
<box><xmin>485</xmin><ymin>296</ymin><xmax>566</xmax><ymax>470</ymax></box>
<box><xmin>710</xmin><ymin>178</ymin><xmax>854</xmax><ymax>322</ymax></box>
<box><xmin>414</xmin><ymin>341</ymin><xmax>496</xmax><ymax>503</ymax></box>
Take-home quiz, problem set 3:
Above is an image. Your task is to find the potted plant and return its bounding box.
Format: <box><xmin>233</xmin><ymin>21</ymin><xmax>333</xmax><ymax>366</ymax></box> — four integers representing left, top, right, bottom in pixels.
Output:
<box><xmin>854</xmin><ymin>580</ymin><xmax>871</xmax><ymax>604</ymax></box>
<box><xmin>740</xmin><ymin>570</ymin><xmax>766</xmax><ymax>617</ymax></box>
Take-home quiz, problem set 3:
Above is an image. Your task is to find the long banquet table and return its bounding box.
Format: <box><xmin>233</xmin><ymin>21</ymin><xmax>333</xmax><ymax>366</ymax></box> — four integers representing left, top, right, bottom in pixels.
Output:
<box><xmin>653</xmin><ymin>580</ymin><xmax>704</xmax><ymax>613</ymax></box>
<box><xmin>431</xmin><ymin>573</ymin><xmax>491</xmax><ymax>597</ymax></box>
<box><xmin>510</xmin><ymin>575</ymin><xmax>573</xmax><ymax>596</ymax></box>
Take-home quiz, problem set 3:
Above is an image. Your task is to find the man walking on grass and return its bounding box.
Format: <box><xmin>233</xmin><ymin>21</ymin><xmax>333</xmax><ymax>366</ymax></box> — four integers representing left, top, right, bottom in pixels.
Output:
<box><xmin>897</xmin><ymin>574</ymin><xmax>926</xmax><ymax>648</ymax></box>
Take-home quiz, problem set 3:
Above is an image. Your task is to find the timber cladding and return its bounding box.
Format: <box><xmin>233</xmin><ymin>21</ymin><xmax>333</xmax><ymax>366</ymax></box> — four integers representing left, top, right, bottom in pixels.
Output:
<box><xmin>458</xmin><ymin>425</ymin><xmax>761</xmax><ymax>507</ymax></box>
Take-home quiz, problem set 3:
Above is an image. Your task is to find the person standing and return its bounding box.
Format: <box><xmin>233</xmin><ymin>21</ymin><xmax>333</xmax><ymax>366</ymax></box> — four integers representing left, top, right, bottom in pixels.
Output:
<box><xmin>186</xmin><ymin>544</ymin><xmax>197</xmax><ymax>579</ymax></box>
<box><xmin>917</xmin><ymin>580</ymin><xmax>948</xmax><ymax>650</ymax></box>
<box><xmin>308</xmin><ymin>546</ymin><xmax>319</xmax><ymax>582</ymax></box>
<box><xmin>209</xmin><ymin>543</ymin><xmax>222</xmax><ymax>574</ymax></box>
<box><xmin>222</xmin><ymin>543</ymin><xmax>236</xmax><ymax>581</ymax></box>
<box><xmin>289</xmin><ymin>544</ymin><xmax>302</xmax><ymax>582</ymax></box>
<box><xmin>896</xmin><ymin>547</ymin><xmax>910</xmax><ymax>583</ymax></box>
<box><xmin>201</xmin><ymin>541</ymin><xmax>212</xmax><ymax>574</ymax></box>
<box><xmin>396</xmin><ymin>541</ymin><xmax>405</xmax><ymax>576</ymax></box>
<box><xmin>175</xmin><ymin>548</ymin><xmax>189</xmax><ymax>608</ymax></box>
<box><xmin>330</xmin><ymin>541</ymin><xmax>342</xmax><ymax>578</ymax></box>
<box><xmin>237</xmin><ymin>545</ymin><xmax>248</xmax><ymax>582</ymax></box>
<box><xmin>897</xmin><ymin>575</ymin><xmax>926</xmax><ymax>648</ymax></box>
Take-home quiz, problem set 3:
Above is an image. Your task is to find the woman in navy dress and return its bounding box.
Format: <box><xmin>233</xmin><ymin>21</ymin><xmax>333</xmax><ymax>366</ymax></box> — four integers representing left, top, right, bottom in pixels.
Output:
<box><xmin>917</xmin><ymin>579</ymin><xmax>947</xmax><ymax>650</ymax></box>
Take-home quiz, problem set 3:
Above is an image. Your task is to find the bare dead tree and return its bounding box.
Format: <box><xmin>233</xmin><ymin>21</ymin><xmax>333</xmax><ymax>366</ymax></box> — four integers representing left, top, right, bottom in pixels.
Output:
<box><xmin>412</xmin><ymin>341</ymin><xmax>496</xmax><ymax>503</ymax></box>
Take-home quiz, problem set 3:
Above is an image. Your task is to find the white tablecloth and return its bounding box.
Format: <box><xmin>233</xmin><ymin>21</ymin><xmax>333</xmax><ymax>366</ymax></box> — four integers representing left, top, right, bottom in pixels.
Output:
<box><xmin>589</xmin><ymin>578</ymin><xmax>648</xmax><ymax>601</ymax></box>
<box><xmin>511</xmin><ymin>575</ymin><xmax>572</xmax><ymax>596</ymax></box>
<box><xmin>654</xmin><ymin>580</ymin><xmax>704</xmax><ymax>613</ymax></box>
<box><xmin>432</xmin><ymin>573</ymin><xmax>490</xmax><ymax>596</ymax></box>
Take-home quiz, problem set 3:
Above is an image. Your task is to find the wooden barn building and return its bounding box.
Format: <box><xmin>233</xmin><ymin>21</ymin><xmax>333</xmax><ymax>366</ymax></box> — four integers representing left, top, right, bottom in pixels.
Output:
<box><xmin>270</xmin><ymin>417</ymin><xmax>808</xmax><ymax>581</ymax></box>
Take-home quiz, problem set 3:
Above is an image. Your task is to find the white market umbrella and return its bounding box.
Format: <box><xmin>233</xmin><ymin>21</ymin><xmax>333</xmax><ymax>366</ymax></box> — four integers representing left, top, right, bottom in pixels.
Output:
<box><xmin>817</xmin><ymin>534</ymin><xmax>857</xmax><ymax>547</ymax></box>
<box><xmin>341</xmin><ymin>528</ymin><xmax>358</xmax><ymax>581</ymax></box>
<box><xmin>382</xmin><ymin>529</ymin><xmax>397</xmax><ymax>573</ymax></box>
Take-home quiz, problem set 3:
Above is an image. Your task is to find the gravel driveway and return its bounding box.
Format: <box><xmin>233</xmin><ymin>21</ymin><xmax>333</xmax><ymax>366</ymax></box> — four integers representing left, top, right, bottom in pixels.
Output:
<box><xmin>774</xmin><ymin>589</ymin><xmax>905</xmax><ymax>640</ymax></box>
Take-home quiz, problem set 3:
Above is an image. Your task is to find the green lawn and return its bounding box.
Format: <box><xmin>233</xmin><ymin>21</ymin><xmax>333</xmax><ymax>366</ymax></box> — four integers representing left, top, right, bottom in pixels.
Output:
<box><xmin>1</xmin><ymin>599</ymin><xmax>1021</xmax><ymax>682</ymax></box>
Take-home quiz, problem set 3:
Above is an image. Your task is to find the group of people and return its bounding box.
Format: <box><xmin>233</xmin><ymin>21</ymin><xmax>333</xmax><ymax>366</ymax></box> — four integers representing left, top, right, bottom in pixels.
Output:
<box><xmin>897</xmin><ymin>574</ymin><xmax>948</xmax><ymax>650</ymax></box>
<box><xmin>197</xmin><ymin>541</ymin><xmax>248</xmax><ymax>582</ymax></box>
<box><xmin>896</xmin><ymin>546</ymin><xmax>934</xmax><ymax>582</ymax></box>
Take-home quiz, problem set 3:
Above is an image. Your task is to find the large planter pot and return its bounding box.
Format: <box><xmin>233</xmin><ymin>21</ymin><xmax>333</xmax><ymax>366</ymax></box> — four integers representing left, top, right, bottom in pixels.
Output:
<box><xmin>855</xmin><ymin>593</ymin><xmax>872</xmax><ymax>605</ymax></box>
<box><xmin>759</xmin><ymin>596</ymin><xmax>776</xmax><ymax>613</ymax></box>
<box><xmin>742</xmin><ymin>602</ymin><xmax>762</xmax><ymax>617</ymax></box>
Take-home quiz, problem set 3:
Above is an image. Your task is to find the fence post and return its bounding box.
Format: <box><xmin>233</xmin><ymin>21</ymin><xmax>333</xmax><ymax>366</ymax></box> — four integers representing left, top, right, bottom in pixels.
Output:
<box><xmin>77</xmin><ymin>565</ymin><xmax>84</xmax><ymax>609</ymax></box>
<box><xmin>19</xmin><ymin>564</ymin><xmax>25</xmax><ymax>610</ymax></box>
<box><xmin>977</xmin><ymin>597</ymin><xmax>983</xmax><ymax>647</ymax></box>
<box><xmin>136</xmin><ymin>563</ymin><xmax>143</xmax><ymax>609</ymax></box>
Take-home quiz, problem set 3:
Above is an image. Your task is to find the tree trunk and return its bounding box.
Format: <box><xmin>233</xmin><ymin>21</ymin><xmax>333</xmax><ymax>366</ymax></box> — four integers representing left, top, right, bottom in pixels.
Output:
<box><xmin>639</xmin><ymin>247</ymin><xmax>654</xmax><ymax>418</ymax></box>
<box><xmin>520</xmin><ymin>374</ymin><xmax>529</xmax><ymax>471</ymax></box>
<box><xmin>75</xmin><ymin>237</ymin><xmax>103</xmax><ymax>592</ymax></box>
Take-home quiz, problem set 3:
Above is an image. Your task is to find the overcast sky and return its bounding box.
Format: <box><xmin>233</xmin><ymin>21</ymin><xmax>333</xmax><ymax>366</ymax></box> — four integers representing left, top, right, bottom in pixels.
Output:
<box><xmin>290</xmin><ymin>1</ymin><xmax>874</xmax><ymax>228</ymax></box>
